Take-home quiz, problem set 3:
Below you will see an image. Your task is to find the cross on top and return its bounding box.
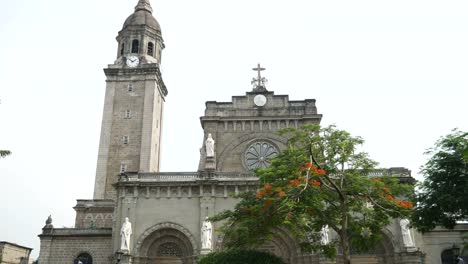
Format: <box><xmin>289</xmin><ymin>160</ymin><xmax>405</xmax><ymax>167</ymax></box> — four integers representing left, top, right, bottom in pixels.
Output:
<box><xmin>251</xmin><ymin>63</ymin><xmax>268</xmax><ymax>91</ymax></box>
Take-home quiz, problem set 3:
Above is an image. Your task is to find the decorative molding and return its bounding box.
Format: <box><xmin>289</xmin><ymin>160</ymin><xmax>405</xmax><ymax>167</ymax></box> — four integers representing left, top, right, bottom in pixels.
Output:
<box><xmin>133</xmin><ymin>222</ymin><xmax>198</xmax><ymax>257</ymax></box>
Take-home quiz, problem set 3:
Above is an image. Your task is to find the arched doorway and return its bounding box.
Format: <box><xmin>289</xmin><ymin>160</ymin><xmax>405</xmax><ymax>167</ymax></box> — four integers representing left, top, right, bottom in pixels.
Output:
<box><xmin>217</xmin><ymin>227</ymin><xmax>300</xmax><ymax>264</ymax></box>
<box><xmin>257</xmin><ymin>228</ymin><xmax>301</xmax><ymax>263</ymax></box>
<box><xmin>74</xmin><ymin>252</ymin><xmax>93</xmax><ymax>264</ymax></box>
<box><xmin>350</xmin><ymin>231</ymin><xmax>395</xmax><ymax>264</ymax></box>
<box><xmin>134</xmin><ymin>223</ymin><xmax>197</xmax><ymax>264</ymax></box>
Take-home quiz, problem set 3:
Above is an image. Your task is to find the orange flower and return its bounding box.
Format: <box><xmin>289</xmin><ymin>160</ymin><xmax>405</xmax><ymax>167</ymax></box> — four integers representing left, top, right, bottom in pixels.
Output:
<box><xmin>385</xmin><ymin>194</ymin><xmax>394</xmax><ymax>201</ymax></box>
<box><xmin>383</xmin><ymin>187</ymin><xmax>391</xmax><ymax>193</ymax></box>
<box><xmin>289</xmin><ymin>179</ymin><xmax>301</xmax><ymax>186</ymax></box>
<box><xmin>316</xmin><ymin>169</ymin><xmax>326</xmax><ymax>176</ymax></box>
<box><xmin>309</xmin><ymin>180</ymin><xmax>321</xmax><ymax>187</ymax></box>
<box><xmin>395</xmin><ymin>199</ymin><xmax>414</xmax><ymax>209</ymax></box>
<box><xmin>277</xmin><ymin>191</ymin><xmax>286</xmax><ymax>197</ymax></box>
<box><xmin>256</xmin><ymin>190</ymin><xmax>266</xmax><ymax>199</ymax></box>
<box><xmin>305</xmin><ymin>162</ymin><xmax>313</xmax><ymax>169</ymax></box>
<box><xmin>265</xmin><ymin>183</ymin><xmax>272</xmax><ymax>193</ymax></box>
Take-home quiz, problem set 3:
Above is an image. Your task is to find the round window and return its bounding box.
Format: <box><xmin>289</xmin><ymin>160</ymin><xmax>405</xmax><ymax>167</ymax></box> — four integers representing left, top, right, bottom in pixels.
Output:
<box><xmin>244</xmin><ymin>142</ymin><xmax>279</xmax><ymax>170</ymax></box>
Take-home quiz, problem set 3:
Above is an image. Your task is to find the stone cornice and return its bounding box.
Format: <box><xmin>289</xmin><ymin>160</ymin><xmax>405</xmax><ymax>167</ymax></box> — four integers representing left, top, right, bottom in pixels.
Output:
<box><xmin>104</xmin><ymin>64</ymin><xmax>167</xmax><ymax>96</ymax></box>
<box><xmin>39</xmin><ymin>228</ymin><xmax>112</xmax><ymax>238</ymax></box>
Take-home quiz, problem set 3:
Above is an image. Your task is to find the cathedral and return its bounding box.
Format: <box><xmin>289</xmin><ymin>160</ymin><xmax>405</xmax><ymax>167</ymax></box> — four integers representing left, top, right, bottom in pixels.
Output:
<box><xmin>37</xmin><ymin>1</ymin><xmax>467</xmax><ymax>264</ymax></box>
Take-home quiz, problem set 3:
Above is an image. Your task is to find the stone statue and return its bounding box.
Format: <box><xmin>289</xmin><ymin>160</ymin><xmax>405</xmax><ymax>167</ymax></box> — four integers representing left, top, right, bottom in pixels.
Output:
<box><xmin>120</xmin><ymin>217</ymin><xmax>133</xmax><ymax>252</ymax></box>
<box><xmin>201</xmin><ymin>217</ymin><xmax>213</xmax><ymax>250</ymax></box>
<box><xmin>400</xmin><ymin>218</ymin><xmax>414</xmax><ymax>247</ymax></box>
<box><xmin>205</xmin><ymin>134</ymin><xmax>215</xmax><ymax>158</ymax></box>
<box><xmin>320</xmin><ymin>225</ymin><xmax>329</xmax><ymax>245</ymax></box>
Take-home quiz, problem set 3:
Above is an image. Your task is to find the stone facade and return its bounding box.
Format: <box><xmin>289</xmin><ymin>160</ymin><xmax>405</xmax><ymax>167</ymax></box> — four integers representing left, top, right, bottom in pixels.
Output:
<box><xmin>0</xmin><ymin>242</ymin><xmax>32</xmax><ymax>264</ymax></box>
<box><xmin>37</xmin><ymin>1</ymin><xmax>467</xmax><ymax>264</ymax></box>
<box><xmin>93</xmin><ymin>0</ymin><xmax>167</xmax><ymax>201</ymax></box>
<box><xmin>199</xmin><ymin>91</ymin><xmax>321</xmax><ymax>172</ymax></box>
<box><xmin>38</xmin><ymin>229</ymin><xmax>112</xmax><ymax>264</ymax></box>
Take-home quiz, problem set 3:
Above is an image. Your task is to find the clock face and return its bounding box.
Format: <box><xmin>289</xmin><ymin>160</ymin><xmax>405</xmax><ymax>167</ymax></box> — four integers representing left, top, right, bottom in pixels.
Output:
<box><xmin>126</xmin><ymin>56</ymin><xmax>139</xmax><ymax>67</ymax></box>
<box><xmin>254</xmin><ymin>94</ymin><xmax>267</xmax><ymax>107</ymax></box>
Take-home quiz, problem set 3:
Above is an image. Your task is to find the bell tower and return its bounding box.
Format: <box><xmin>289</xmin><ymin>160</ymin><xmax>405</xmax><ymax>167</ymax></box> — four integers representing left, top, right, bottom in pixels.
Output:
<box><xmin>93</xmin><ymin>0</ymin><xmax>167</xmax><ymax>200</ymax></box>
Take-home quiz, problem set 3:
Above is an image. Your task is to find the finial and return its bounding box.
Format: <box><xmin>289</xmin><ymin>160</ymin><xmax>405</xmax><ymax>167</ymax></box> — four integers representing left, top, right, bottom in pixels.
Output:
<box><xmin>135</xmin><ymin>0</ymin><xmax>153</xmax><ymax>13</ymax></box>
<box><xmin>46</xmin><ymin>215</ymin><xmax>52</xmax><ymax>225</ymax></box>
<box><xmin>251</xmin><ymin>63</ymin><xmax>268</xmax><ymax>92</ymax></box>
<box><xmin>43</xmin><ymin>215</ymin><xmax>54</xmax><ymax>229</ymax></box>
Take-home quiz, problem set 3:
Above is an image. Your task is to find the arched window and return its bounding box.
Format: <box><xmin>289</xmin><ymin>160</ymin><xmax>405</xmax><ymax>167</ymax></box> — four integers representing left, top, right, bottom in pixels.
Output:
<box><xmin>120</xmin><ymin>43</ymin><xmax>125</xmax><ymax>56</ymax></box>
<box><xmin>74</xmin><ymin>253</ymin><xmax>92</xmax><ymax>264</ymax></box>
<box><xmin>131</xmin><ymin>39</ymin><xmax>139</xmax><ymax>54</ymax></box>
<box><xmin>147</xmin><ymin>42</ymin><xmax>154</xmax><ymax>56</ymax></box>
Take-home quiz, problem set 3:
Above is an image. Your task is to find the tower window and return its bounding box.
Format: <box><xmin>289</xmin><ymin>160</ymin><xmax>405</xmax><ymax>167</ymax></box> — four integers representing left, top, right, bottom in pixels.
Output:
<box><xmin>128</xmin><ymin>83</ymin><xmax>133</xmax><ymax>92</ymax></box>
<box><xmin>124</xmin><ymin>110</ymin><xmax>131</xmax><ymax>119</ymax></box>
<box><xmin>131</xmin><ymin>39</ymin><xmax>139</xmax><ymax>53</ymax></box>
<box><xmin>122</xmin><ymin>136</ymin><xmax>129</xmax><ymax>145</ymax></box>
<box><xmin>120</xmin><ymin>43</ymin><xmax>125</xmax><ymax>56</ymax></box>
<box><xmin>120</xmin><ymin>164</ymin><xmax>127</xmax><ymax>173</ymax></box>
<box><xmin>147</xmin><ymin>42</ymin><xmax>154</xmax><ymax>57</ymax></box>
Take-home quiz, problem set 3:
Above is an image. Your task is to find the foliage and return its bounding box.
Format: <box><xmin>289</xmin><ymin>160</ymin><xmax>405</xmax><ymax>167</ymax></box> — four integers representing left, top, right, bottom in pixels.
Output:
<box><xmin>210</xmin><ymin>125</ymin><xmax>414</xmax><ymax>263</ymax></box>
<box><xmin>198</xmin><ymin>249</ymin><xmax>286</xmax><ymax>264</ymax></box>
<box><xmin>411</xmin><ymin>129</ymin><xmax>468</xmax><ymax>232</ymax></box>
<box><xmin>0</xmin><ymin>150</ymin><xmax>11</xmax><ymax>158</ymax></box>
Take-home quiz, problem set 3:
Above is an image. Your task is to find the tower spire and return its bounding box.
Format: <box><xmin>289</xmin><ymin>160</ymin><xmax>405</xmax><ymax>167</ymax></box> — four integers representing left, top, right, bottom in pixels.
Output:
<box><xmin>135</xmin><ymin>0</ymin><xmax>153</xmax><ymax>13</ymax></box>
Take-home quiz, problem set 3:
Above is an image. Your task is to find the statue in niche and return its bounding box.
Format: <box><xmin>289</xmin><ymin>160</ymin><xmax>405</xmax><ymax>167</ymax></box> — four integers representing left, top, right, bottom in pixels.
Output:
<box><xmin>320</xmin><ymin>225</ymin><xmax>329</xmax><ymax>245</ymax></box>
<box><xmin>205</xmin><ymin>134</ymin><xmax>215</xmax><ymax>158</ymax></box>
<box><xmin>201</xmin><ymin>217</ymin><xmax>213</xmax><ymax>250</ymax></box>
<box><xmin>400</xmin><ymin>218</ymin><xmax>415</xmax><ymax>247</ymax></box>
<box><xmin>120</xmin><ymin>217</ymin><xmax>133</xmax><ymax>252</ymax></box>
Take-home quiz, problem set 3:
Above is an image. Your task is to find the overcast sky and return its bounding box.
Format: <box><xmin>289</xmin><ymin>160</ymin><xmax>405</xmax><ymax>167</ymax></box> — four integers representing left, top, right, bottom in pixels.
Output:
<box><xmin>0</xmin><ymin>0</ymin><xmax>467</xmax><ymax>259</ymax></box>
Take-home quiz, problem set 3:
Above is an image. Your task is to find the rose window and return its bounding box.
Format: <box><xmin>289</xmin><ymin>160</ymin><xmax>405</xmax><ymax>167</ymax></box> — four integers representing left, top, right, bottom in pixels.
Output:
<box><xmin>244</xmin><ymin>142</ymin><xmax>279</xmax><ymax>170</ymax></box>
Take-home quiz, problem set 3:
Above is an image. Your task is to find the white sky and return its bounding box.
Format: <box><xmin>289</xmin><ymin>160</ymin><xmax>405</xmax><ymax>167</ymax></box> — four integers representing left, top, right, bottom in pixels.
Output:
<box><xmin>0</xmin><ymin>0</ymin><xmax>467</xmax><ymax>259</ymax></box>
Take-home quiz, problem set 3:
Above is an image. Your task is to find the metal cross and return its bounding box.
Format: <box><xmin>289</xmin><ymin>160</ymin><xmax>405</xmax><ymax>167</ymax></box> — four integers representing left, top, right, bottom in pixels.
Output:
<box><xmin>252</xmin><ymin>63</ymin><xmax>266</xmax><ymax>87</ymax></box>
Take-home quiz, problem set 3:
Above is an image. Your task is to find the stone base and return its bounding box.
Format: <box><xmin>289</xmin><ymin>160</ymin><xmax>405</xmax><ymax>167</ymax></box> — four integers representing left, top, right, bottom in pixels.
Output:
<box><xmin>204</xmin><ymin>157</ymin><xmax>216</xmax><ymax>171</ymax></box>
<box><xmin>398</xmin><ymin>250</ymin><xmax>425</xmax><ymax>264</ymax></box>
<box><xmin>200</xmin><ymin>248</ymin><xmax>212</xmax><ymax>255</ymax></box>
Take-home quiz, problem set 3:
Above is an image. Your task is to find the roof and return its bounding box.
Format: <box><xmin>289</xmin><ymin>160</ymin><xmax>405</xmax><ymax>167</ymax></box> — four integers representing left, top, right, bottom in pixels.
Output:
<box><xmin>0</xmin><ymin>241</ymin><xmax>33</xmax><ymax>251</ymax></box>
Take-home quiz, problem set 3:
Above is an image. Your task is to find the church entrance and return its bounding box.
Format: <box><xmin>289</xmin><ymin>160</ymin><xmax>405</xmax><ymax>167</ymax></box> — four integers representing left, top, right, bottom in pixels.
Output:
<box><xmin>135</xmin><ymin>227</ymin><xmax>196</xmax><ymax>264</ymax></box>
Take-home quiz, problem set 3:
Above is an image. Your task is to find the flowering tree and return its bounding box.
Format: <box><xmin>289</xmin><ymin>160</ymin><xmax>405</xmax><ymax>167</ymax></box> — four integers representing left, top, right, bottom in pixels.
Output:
<box><xmin>211</xmin><ymin>125</ymin><xmax>414</xmax><ymax>263</ymax></box>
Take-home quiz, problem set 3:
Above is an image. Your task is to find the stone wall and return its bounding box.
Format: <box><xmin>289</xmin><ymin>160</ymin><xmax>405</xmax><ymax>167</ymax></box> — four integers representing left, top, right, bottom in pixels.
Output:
<box><xmin>38</xmin><ymin>229</ymin><xmax>112</xmax><ymax>264</ymax></box>
<box><xmin>199</xmin><ymin>91</ymin><xmax>322</xmax><ymax>172</ymax></box>
<box><xmin>74</xmin><ymin>200</ymin><xmax>115</xmax><ymax>229</ymax></box>
<box><xmin>0</xmin><ymin>242</ymin><xmax>32</xmax><ymax>264</ymax></box>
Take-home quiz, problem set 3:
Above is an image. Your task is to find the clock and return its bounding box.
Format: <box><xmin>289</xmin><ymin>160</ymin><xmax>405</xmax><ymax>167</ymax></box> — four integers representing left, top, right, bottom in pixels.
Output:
<box><xmin>126</xmin><ymin>56</ymin><xmax>140</xmax><ymax>67</ymax></box>
<box><xmin>253</xmin><ymin>94</ymin><xmax>267</xmax><ymax>107</ymax></box>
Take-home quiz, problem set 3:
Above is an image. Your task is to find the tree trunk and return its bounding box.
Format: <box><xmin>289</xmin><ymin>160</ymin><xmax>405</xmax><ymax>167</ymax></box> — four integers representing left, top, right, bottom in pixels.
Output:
<box><xmin>340</xmin><ymin>207</ymin><xmax>351</xmax><ymax>264</ymax></box>
<box><xmin>341</xmin><ymin>233</ymin><xmax>351</xmax><ymax>264</ymax></box>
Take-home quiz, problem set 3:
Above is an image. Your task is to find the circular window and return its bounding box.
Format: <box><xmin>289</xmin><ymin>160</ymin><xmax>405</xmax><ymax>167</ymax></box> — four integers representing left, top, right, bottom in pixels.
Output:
<box><xmin>244</xmin><ymin>142</ymin><xmax>279</xmax><ymax>170</ymax></box>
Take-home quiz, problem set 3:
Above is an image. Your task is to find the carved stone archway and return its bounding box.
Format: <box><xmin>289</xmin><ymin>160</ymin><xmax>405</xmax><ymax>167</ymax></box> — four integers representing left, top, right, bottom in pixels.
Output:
<box><xmin>349</xmin><ymin>228</ymin><xmax>396</xmax><ymax>264</ymax></box>
<box><xmin>133</xmin><ymin>222</ymin><xmax>197</xmax><ymax>264</ymax></box>
<box><xmin>216</xmin><ymin>226</ymin><xmax>301</xmax><ymax>264</ymax></box>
